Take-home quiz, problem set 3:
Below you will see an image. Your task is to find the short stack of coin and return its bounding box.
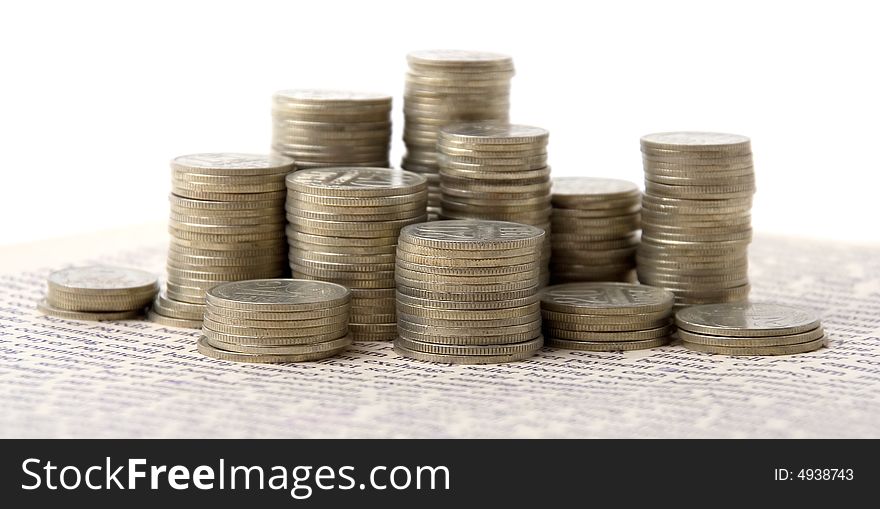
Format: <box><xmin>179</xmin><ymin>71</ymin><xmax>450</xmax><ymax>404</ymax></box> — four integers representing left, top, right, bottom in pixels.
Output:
<box><xmin>402</xmin><ymin>50</ymin><xmax>514</xmax><ymax>219</ymax></box>
<box><xmin>272</xmin><ymin>89</ymin><xmax>392</xmax><ymax>170</ymax></box>
<box><xmin>637</xmin><ymin>132</ymin><xmax>755</xmax><ymax>307</ymax></box>
<box><xmin>151</xmin><ymin>153</ymin><xmax>293</xmax><ymax>328</ymax></box>
<box><xmin>437</xmin><ymin>122</ymin><xmax>551</xmax><ymax>284</ymax></box>
<box><xmin>197</xmin><ymin>279</ymin><xmax>352</xmax><ymax>363</ymax></box>
<box><xmin>393</xmin><ymin>220</ymin><xmax>545</xmax><ymax>364</ymax></box>
<box><xmin>541</xmin><ymin>282</ymin><xmax>674</xmax><ymax>351</ymax></box>
<box><xmin>285</xmin><ymin>168</ymin><xmax>427</xmax><ymax>341</ymax></box>
<box><xmin>38</xmin><ymin>266</ymin><xmax>158</xmax><ymax>321</ymax></box>
<box><xmin>550</xmin><ymin>177</ymin><xmax>641</xmax><ymax>284</ymax></box>
<box><xmin>676</xmin><ymin>302</ymin><xmax>826</xmax><ymax>356</ymax></box>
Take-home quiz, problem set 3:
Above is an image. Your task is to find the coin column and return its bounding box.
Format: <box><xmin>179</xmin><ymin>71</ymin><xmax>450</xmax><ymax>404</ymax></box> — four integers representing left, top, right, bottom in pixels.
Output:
<box><xmin>676</xmin><ymin>302</ymin><xmax>826</xmax><ymax>356</ymax></box>
<box><xmin>271</xmin><ymin>90</ymin><xmax>392</xmax><ymax>170</ymax></box>
<box><xmin>197</xmin><ymin>279</ymin><xmax>353</xmax><ymax>364</ymax></box>
<box><xmin>549</xmin><ymin>177</ymin><xmax>641</xmax><ymax>284</ymax></box>
<box><xmin>285</xmin><ymin>168</ymin><xmax>427</xmax><ymax>341</ymax></box>
<box><xmin>40</xmin><ymin>266</ymin><xmax>159</xmax><ymax>322</ymax></box>
<box><xmin>437</xmin><ymin>123</ymin><xmax>552</xmax><ymax>286</ymax></box>
<box><xmin>402</xmin><ymin>50</ymin><xmax>514</xmax><ymax>220</ymax></box>
<box><xmin>149</xmin><ymin>153</ymin><xmax>294</xmax><ymax>329</ymax></box>
<box><xmin>393</xmin><ymin>220</ymin><xmax>545</xmax><ymax>365</ymax></box>
<box><xmin>636</xmin><ymin>132</ymin><xmax>755</xmax><ymax>307</ymax></box>
<box><xmin>540</xmin><ymin>282</ymin><xmax>674</xmax><ymax>352</ymax></box>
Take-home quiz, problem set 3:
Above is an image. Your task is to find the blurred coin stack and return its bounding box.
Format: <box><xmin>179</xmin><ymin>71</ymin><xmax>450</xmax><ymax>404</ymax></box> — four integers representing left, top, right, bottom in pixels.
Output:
<box><xmin>676</xmin><ymin>302</ymin><xmax>826</xmax><ymax>356</ymax></box>
<box><xmin>437</xmin><ymin>122</ymin><xmax>551</xmax><ymax>284</ymax></box>
<box><xmin>541</xmin><ymin>282</ymin><xmax>674</xmax><ymax>351</ymax></box>
<box><xmin>285</xmin><ymin>168</ymin><xmax>428</xmax><ymax>341</ymax></box>
<box><xmin>150</xmin><ymin>153</ymin><xmax>293</xmax><ymax>328</ymax></box>
<box><xmin>39</xmin><ymin>266</ymin><xmax>158</xmax><ymax>321</ymax></box>
<box><xmin>550</xmin><ymin>177</ymin><xmax>641</xmax><ymax>284</ymax></box>
<box><xmin>271</xmin><ymin>89</ymin><xmax>392</xmax><ymax>170</ymax></box>
<box><xmin>402</xmin><ymin>50</ymin><xmax>515</xmax><ymax>219</ymax></box>
<box><xmin>637</xmin><ymin>132</ymin><xmax>755</xmax><ymax>307</ymax></box>
<box><xmin>393</xmin><ymin>220</ymin><xmax>545</xmax><ymax>364</ymax></box>
<box><xmin>197</xmin><ymin>279</ymin><xmax>352</xmax><ymax>363</ymax></box>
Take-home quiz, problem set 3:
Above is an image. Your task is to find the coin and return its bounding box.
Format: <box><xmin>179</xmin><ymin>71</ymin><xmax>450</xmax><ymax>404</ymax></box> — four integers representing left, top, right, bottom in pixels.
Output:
<box><xmin>146</xmin><ymin>309</ymin><xmax>203</xmax><ymax>329</ymax></box>
<box><xmin>675</xmin><ymin>302</ymin><xmax>821</xmax><ymax>337</ymax></box>
<box><xmin>197</xmin><ymin>336</ymin><xmax>349</xmax><ymax>364</ymax></box>
<box><xmin>546</xmin><ymin>324</ymin><xmax>674</xmax><ymax>341</ymax></box>
<box><xmin>392</xmin><ymin>343</ymin><xmax>540</xmax><ymax>365</ymax></box>
<box><xmin>206</xmin><ymin>279</ymin><xmax>350</xmax><ymax>311</ymax></box>
<box><xmin>677</xmin><ymin>326</ymin><xmax>825</xmax><ymax>347</ymax></box>
<box><xmin>545</xmin><ymin>337</ymin><xmax>670</xmax><ymax>351</ymax></box>
<box><xmin>37</xmin><ymin>299</ymin><xmax>144</xmax><ymax>321</ymax></box>
<box><xmin>682</xmin><ymin>337</ymin><xmax>826</xmax><ymax>356</ymax></box>
<box><xmin>47</xmin><ymin>266</ymin><xmax>159</xmax><ymax>296</ymax></box>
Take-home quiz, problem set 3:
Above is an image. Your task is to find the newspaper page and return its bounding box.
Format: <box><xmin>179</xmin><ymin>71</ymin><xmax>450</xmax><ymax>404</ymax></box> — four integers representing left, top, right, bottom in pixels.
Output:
<box><xmin>1</xmin><ymin>233</ymin><xmax>878</xmax><ymax>438</ymax></box>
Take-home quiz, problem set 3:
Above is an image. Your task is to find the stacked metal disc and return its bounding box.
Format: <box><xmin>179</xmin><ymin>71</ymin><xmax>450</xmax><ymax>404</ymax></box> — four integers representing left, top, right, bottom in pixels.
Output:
<box><xmin>637</xmin><ymin>132</ymin><xmax>755</xmax><ymax>307</ymax></box>
<box><xmin>271</xmin><ymin>89</ymin><xmax>392</xmax><ymax>170</ymax></box>
<box><xmin>541</xmin><ymin>282</ymin><xmax>675</xmax><ymax>352</ymax></box>
<box><xmin>151</xmin><ymin>153</ymin><xmax>293</xmax><ymax>328</ymax></box>
<box><xmin>285</xmin><ymin>167</ymin><xmax>428</xmax><ymax>341</ymax></box>
<box><xmin>393</xmin><ymin>220</ymin><xmax>545</xmax><ymax>364</ymax></box>
<box><xmin>402</xmin><ymin>50</ymin><xmax>515</xmax><ymax>219</ymax></box>
<box><xmin>550</xmin><ymin>177</ymin><xmax>641</xmax><ymax>284</ymax></box>
<box><xmin>197</xmin><ymin>279</ymin><xmax>352</xmax><ymax>363</ymax></box>
<box><xmin>437</xmin><ymin>122</ymin><xmax>551</xmax><ymax>284</ymax></box>
<box><xmin>676</xmin><ymin>302</ymin><xmax>826</xmax><ymax>356</ymax></box>
<box><xmin>38</xmin><ymin>266</ymin><xmax>158</xmax><ymax>321</ymax></box>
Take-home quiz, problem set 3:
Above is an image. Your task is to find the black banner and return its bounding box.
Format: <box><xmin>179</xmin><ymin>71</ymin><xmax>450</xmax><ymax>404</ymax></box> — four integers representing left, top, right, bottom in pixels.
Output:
<box><xmin>1</xmin><ymin>440</ymin><xmax>874</xmax><ymax>507</ymax></box>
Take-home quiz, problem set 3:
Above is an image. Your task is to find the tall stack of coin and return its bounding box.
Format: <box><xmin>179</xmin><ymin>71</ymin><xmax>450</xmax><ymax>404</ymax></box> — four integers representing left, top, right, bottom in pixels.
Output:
<box><xmin>38</xmin><ymin>266</ymin><xmax>158</xmax><ymax>321</ymax></box>
<box><xmin>197</xmin><ymin>279</ymin><xmax>352</xmax><ymax>363</ymax></box>
<box><xmin>271</xmin><ymin>89</ymin><xmax>392</xmax><ymax>170</ymax></box>
<box><xmin>393</xmin><ymin>220</ymin><xmax>545</xmax><ymax>364</ymax></box>
<box><xmin>150</xmin><ymin>153</ymin><xmax>293</xmax><ymax>328</ymax></box>
<box><xmin>437</xmin><ymin>122</ymin><xmax>551</xmax><ymax>284</ymax></box>
<box><xmin>676</xmin><ymin>302</ymin><xmax>826</xmax><ymax>356</ymax></box>
<box><xmin>550</xmin><ymin>177</ymin><xmax>641</xmax><ymax>284</ymax></box>
<box><xmin>403</xmin><ymin>50</ymin><xmax>514</xmax><ymax>219</ymax></box>
<box><xmin>541</xmin><ymin>283</ymin><xmax>674</xmax><ymax>352</ymax></box>
<box><xmin>637</xmin><ymin>132</ymin><xmax>755</xmax><ymax>307</ymax></box>
<box><xmin>285</xmin><ymin>168</ymin><xmax>427</xmax><ymax>341</ymax></box>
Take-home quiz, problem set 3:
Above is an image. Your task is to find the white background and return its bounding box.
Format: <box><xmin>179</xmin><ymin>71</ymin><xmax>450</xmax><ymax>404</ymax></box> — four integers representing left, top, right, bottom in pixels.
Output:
<box><xmin>1</xmin><ymin>0</ymin><xmax>878</xmax><ymax>246</ymax></box>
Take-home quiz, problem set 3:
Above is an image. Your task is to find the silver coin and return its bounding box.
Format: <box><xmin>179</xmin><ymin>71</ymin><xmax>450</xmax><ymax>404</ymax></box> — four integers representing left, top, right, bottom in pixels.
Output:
<box><xmin>675</xmin><ymin>302</ymin><xmax>821</xmax><ymax>337</ymax></box>
<box><xmin>48</xmin><ymin>265</ymin><xmax>158</xmax><ymax>296</ymax></box>
<box><xmin>206</xmin><ymin>279</ymin><xmax>350</xmax><ymax>311</ymax></box>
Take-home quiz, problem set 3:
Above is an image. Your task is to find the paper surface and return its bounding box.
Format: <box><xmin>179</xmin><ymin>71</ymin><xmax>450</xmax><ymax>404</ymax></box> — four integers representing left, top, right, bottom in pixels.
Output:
<box><xmin>1</xmin><ymin>231</ymin><xmax>879</xmax><ymax>438</ymax></box>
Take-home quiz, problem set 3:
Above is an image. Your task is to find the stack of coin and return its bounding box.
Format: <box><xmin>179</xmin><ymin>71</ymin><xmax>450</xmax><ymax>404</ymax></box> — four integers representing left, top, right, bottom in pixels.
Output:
<box><xmin>541</xmin><ymin>282</ymin><xmax>674</xmax><ymax>351</ymax></box>
<box><xmin>676</xmin><ymin>302</ymin><xmax>826</xmax><ymax>356</ymax></box>
<box><xmin>271</xmin><ymin>89</ymin><xmax>392</xmax><ymax>170</ymax></box>
<box><xmin>38</xmin><ymin>266</ymin><xmax>158</xmax><ymax>321</ymax></box>
<box><xmin>637</xmin><ymin>132</ymin><xmax>755</xmax><ymax>307</ymax></box>
<box><xmin>150</xmin><ymin>153</ymin><xmax>293</xmax><ymax>328</ymax></box>
<box><xmin>197</xmin><ymin>279</ymin><xmax>352</xmax><ymax>363</ymax></box>
<box><xmin>550</xmin><ymin>177</ymin><xmax>641</xmax><ymax>284</ymax></box>
<box><xmin>393</xmin><ymin>220</ymin><xmax>545</xmax><ymax>364</ymax></box>
<box><xmin>285</xmin><ymin>168</ymin><xmax>427</xmax><ymax>341</ymax></box>
<box><xmin>403</xmin><ymin>50</ymin><xmax>514</xmax><ymax>219</ymax></box>
<box><xmin>437</xmin><ymin>122</ymin><xmax>551</xmax><ymax>284</ymax></box>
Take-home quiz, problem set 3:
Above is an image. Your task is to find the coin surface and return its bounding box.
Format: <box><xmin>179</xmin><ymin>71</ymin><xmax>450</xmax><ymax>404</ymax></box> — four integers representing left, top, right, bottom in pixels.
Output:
<box><xmin>540</xmin><ymin>283</ymin><xmax>673</xmax><ymax>315</ymax></box>
<box><xmin>48</xmin><ymin>266</ymin><xmax>159</xmax><ymax>295</ymax></box>
<box><xmin>206</xmin><ymin>279</ymin><xmax>351</xmax><ymax>311</ymax></box>
<box><xmin>675</xmin><ymin>302</ymin><xmax>821</xmax><ymax>337</ymax></box>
